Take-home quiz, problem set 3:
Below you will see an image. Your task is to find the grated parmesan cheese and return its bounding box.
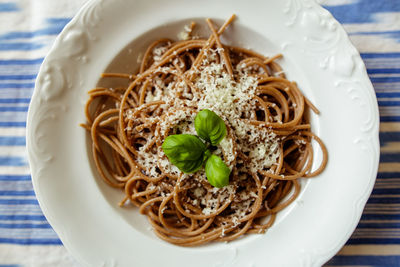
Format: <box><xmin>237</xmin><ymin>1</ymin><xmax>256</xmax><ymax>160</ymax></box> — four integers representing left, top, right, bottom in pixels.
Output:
<box><xmin>153</xmin><ymin>46</ymin><xmax>168</xmax><ymax>62</ymax></box>
<box><xmin>128</xmin><ymin>47</ymin><xmax>282</xmax><ymax>220</ymax></box>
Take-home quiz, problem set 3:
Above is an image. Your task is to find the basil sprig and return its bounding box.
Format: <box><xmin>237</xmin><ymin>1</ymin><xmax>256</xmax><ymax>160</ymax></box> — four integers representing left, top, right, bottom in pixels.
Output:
<box><xmin>162</xmin><ymin>109</ymin><xmax>230</xmax><ymax>188</ymax></box>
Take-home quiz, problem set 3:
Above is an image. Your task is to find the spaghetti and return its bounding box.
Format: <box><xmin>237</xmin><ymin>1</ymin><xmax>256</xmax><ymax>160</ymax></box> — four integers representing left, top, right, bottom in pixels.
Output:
<box><xmin>81</xmin><ymin>15</ymin><xmax>328</xmax><ymax>246</ymax></box>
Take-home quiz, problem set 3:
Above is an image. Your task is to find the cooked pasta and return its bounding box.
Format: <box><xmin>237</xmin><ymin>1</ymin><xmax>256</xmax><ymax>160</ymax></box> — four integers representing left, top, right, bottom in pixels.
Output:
<box><xmin>81</xmin><ymin>15</ymin><xmax>327</xmax><ymax>246</ymax></box>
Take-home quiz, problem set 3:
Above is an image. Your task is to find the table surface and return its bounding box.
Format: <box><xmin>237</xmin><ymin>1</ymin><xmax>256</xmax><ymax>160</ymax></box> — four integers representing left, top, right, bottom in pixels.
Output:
<box><xmin>0</xmin><ymin>0</ymin><xmax>399</xmax><ymax>266</ymax></box>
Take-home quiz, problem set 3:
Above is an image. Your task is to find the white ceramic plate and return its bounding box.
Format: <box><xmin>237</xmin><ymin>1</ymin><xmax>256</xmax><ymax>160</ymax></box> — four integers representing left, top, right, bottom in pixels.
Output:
<box><xmin>27</xmin><ymin>0</ymin><xmax>380</xmax><ymax>266</ymax></box>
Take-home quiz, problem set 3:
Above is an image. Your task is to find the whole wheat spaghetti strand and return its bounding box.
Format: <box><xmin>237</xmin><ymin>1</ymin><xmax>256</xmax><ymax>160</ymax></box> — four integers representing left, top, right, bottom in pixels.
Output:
<box><xmin>206</xmin><ymin>18</ymin><xmax>234</xmax><ymax>77</ymax></box>
<box><xmin>191</xmin><ymin>14</ymin><xmax>236</xmax><ymax>70</ymax></box>
<box><xmin>101</xmin><ymin>73</ymin><xmax>136</xmax><ymax>80</ymax></box>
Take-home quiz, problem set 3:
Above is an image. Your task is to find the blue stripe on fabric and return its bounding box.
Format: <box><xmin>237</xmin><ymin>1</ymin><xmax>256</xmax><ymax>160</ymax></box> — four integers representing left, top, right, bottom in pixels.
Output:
<box><xmin>351</xmin><ymin>29</ymin><xmax>400</xmax><ymax>37</ymax></box>
<box><xmin>0</xmin><ymin>42</ymin><xmax>44</xmax><ymax>51</ymax></box>
<box><xmin>378</xmin><ymin>101</ymin><xmax>400</xmax><ymax>106</ymax></box>
<box><xmin>0</xmin><ymin>191</ymin><xmax>35</xmax><ymax>196</ymax></box>
<box><xmin>0</xmin><ymin>229</ymin><xmax>60</xmax><ymax>239</ymax></box>
<box><xmin>324</xmin><ymin>1</ymin><xmax>400</xmax><ymax>24</ymax></box>
<box><xmin>358</xmin><ymin>222</ymin><xmax>400</xmax><ymax>229</ymax></box>
<box><xmin>0</xmin><ymin>223</ymin><xmax>51</xmax><ymax>229</ymax></box>
<box><xmin>0</xmin><ymin>265</ymin><xmax>21</xmax><ymax>267</ymax></box>
<box><xmin>361</xmin><ymin>53</ymin><xmax>400</xmax><ymax>59</ymax></box>
<box><xmin>367</xmin><ymin>198</ymin><xmax>400</xmax><ymax>204</ymax></box>
<box><xmin>0</xmin><ymin>18</ymin><xmax>70</xmax><ymax>41</ymax></box>
<box><xmin>367</xmin><ymin>68</ymin><xmax>400</xmax><ymax>74</ymax></box>
<box><xmin>0</xmin><ymin>175</ymin><xmax>31</xmax><ymax>181</ymax></box>
<box><xmin>377</xmin><ymin>172</ymin><xmax>400</xmax><ymax>179</ymax></box>
<box><xmin>0</xmin><ymin>74</ymin><xmax>36</xmax><ymax>80</ymax></box>
<box><xmin>47</xmin><ymin>18</ymin><xmax>71</xmax><ymax>24</ymax></box>
<box><xmin>0</xmin><ymin>199</ymin><xmax>38</xmax><ymax>205</ymax></box>
<box><xmin>376</xmin><ymin>92</ymin><xmax>400</xmax><ymax>98</ymax></box>
<box><xmin>0</xmin><ymin>58</ymin><xmax>43</xmax><ymax>65</ymax></box>
<box><xmin>380</xmin><ymin>116</ymin><xmax>400</xmax><ymax>122</ymax></box>
<box><xmin>0</xmin><ymin>238</ymin><xmax>61</xmax><ymax>245</ymax></box>
<box><xmin>0</xmin><ymin>136</ymin><xmax>25</xmax><ymax>146</ymax></box>
<box><xmin>0</xmin><ymin>98</ymin><xmax>30</xmax><ymax>103</ymax></box>
<box><xmin>380</xmin><ymin>132</ymin><xmax>400</xmax><ymax>146</ymax></box>
<box><xmin>0</xmin><ymin>3</ymin><xmax>19</xmax><ymax>12</ymax></box>
<box><xmin>361</xmin><ymin>214</ymin><xmax>400</xmax><ymax>220</ymax></box>
<box><xmin>0</xmin><ymin>215</ymin><xmax>45</xmax><ymax>221</ymax></box>
<box><xmin>380</xmin><ymin>153</ymin><xmax>400</xmax><ymax>162</ymax></box>
<box><xmin>0</xmin><ymin>83</ymin><xmax>34</xmax><ymax>88</ymax></box>
<box><xmin>370</xmin><ymin>77</ymin><xmax>400</xmax><ymax>83</ymax></box>
<box><xmin>347</xmin><ymin>238</ymin><xmax>400</xmax><ymax>245</ymax></box>
<box><xmin>0</xmin><ymin>122</ymin><xmax>26</xmax><ymax>127</ymax></box>
<box><xmin>0</xmin><ymin>157</ymin><xmax>26</xmax><ymax>166</ymax></box>
<box><xmin>372</xmin><ymin>188</ymin><xmax>400</xmax><ymax>194</ymax></box>
<box><xmin>0</xmin><ymin>106</ymin><xmax>28</xmax><ymax>112</ymax></box>
<box><xmin>328</xmin><ymin>255</ymin><xmax>400</xmax><ymax>266</ymax></box>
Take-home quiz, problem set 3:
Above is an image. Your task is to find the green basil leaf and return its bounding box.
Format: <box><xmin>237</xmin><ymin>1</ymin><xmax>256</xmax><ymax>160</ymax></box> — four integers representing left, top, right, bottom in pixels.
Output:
<box><xmin>195</xmin><ymin>109</ymin><xmax>227</xmax><ymax>146</ymax></box>
<box><xmin>205</xmin><ymin>154</ymin><xmax>231</xmax><ymax>188</ymax></box>
<box><xmin>162</xmin><ymin>134</ymin><xmax>206</xmax><ymax>173</ymax></box>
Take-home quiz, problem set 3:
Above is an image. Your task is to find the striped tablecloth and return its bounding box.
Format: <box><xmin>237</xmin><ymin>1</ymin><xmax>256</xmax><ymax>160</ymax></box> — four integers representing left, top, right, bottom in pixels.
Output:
<box><xmin>0</xmin><ymin>0</ymin><xmax>399</xmax><ymax>266</ymax></box>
